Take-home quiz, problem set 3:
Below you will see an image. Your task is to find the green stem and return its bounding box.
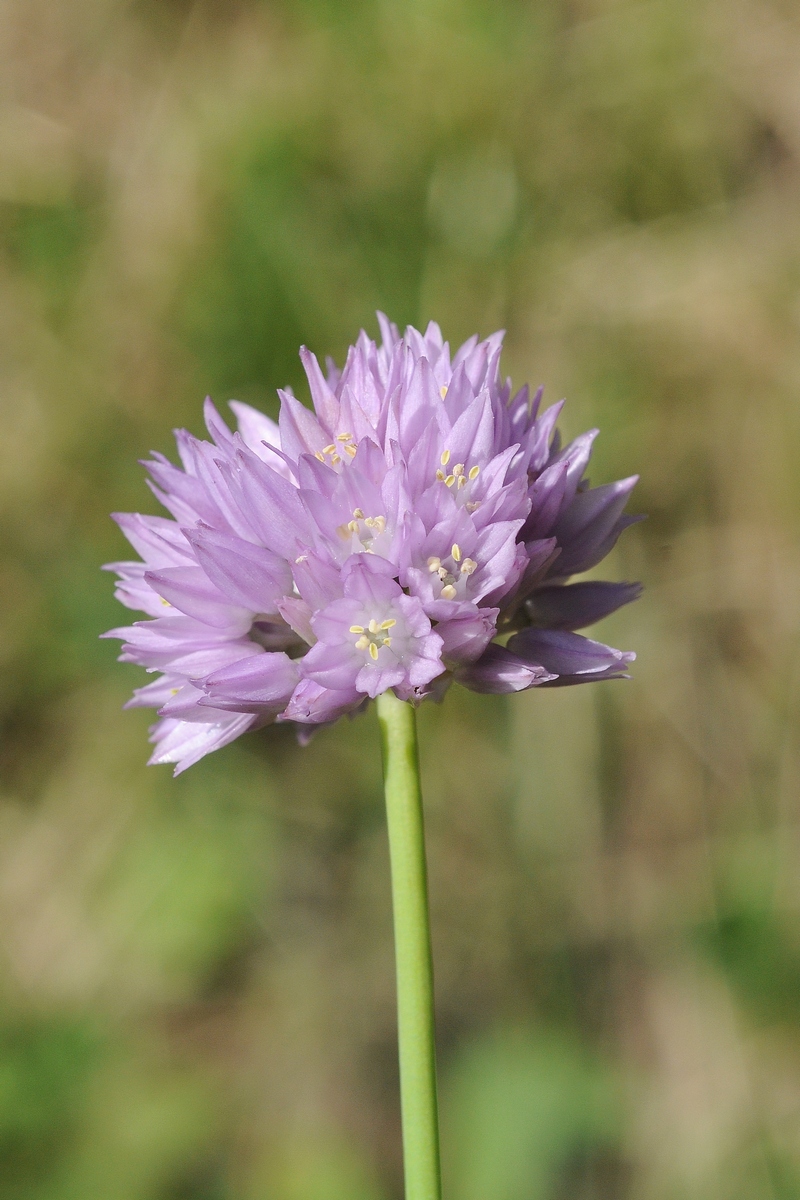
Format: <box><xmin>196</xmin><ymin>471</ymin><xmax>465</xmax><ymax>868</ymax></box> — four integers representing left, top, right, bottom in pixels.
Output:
<box><xmin>377</xmin><ymin>690</ymin><xmax>442</xmax><ymax>1200</ymax></box>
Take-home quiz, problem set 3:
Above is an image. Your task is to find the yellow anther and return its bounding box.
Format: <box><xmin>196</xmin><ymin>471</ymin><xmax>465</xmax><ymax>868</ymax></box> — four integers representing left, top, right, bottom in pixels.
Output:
<box><xmin>457</xmin><ymin>475</ymin><xmax>467</xmax><ymax>489</ymax></box>
<box><xmin>368</xmin><ymin>618</ymin><xmax>380</xmax><ymax>634</ymax></box>
<box><xmin>353</xmin><ymin>508</ymin><xmax>365</xmax><ymax>519</ymax></box>
<box><xmin>427</xmin><ymin>557</ymin><xmax>442</xmax><ymax>572</ymax></box>
<box><xmin>460</xmin><ymin>558</ymin><xmax>477</xmax><ymax>575</ymax></box>
<box><xmin>364</xmin><ymin>517</ymin><xmax>375</xmax><ymax>528</ymax></box>
<box><xmin>451</xmin><ymin>544</ymin><xmax>462</xmax><ymax>562</ymax></box>
<box><xmin>347</xmin><ymin>520</ymin><xmax>359</xmax><ymax>533</ymax></box>
<box><xmin>382</xmin><ymin>636</ymin><xmax>392</xmax><ymax>647</ymax></box>
<box><xmin>436</xmin><ymin>469</ymin><xmax>445</xmax><ymax>481</ymax></box>
<box><xmin>322</xmin><ymin>444</ymin><xmax>336</xmax><ymax>455</ymax></box>
<box><xmin>314</xmin><ymin>451</ymin><xmax>325</xmax><ymax>462</ymax></box>
<box><xmin>330</xmin><ymin>453</ymin><xmax>341</xmax><ymax>465</ymax></box>
<box><xmin>374</xmin><ymin>516</ymin><xmax>386</xmax><ymax>533</ymax></box>
<box><xmin>445</xmin><ymin>475</ymin><xmax>455</xmax><ymax>487</ymax></box>
<box><xmin>336</xmin><ymin>432</ymin><xmax>353</xmax><ymax>441</ymax></box>
<box><xmin>345</xmin><ymin>443</ymin><xmax>357</xmax><ymax>457</ymax></box>
<box><xmin>350</xmin><ymin>625</ymin><xmax>365</xmax><ymax>634</ymax></box>
<box><xmin>355</xmin><ymin>635</ymin><xmax>370</xmax><ymax>651</ymax></box>
<box><xmin>469</xmin><ymin>465</ymin><xmax>480</xmax><ymax>480</ymax></box>
<box><xmin>380</xmin><ymin>618</ymin><xmax>397</xmax><ymax>629</ymax></box>
<box><xmin>161</xmin><ymin>597</ymin><xmax>171</xmax><ymax>606</ymax></box>
<box><xmin>440</xmin><ymin>449</ymin><xmax>451</xmax><ymax>466</ymax></box>
<box><xmin>440</xmin><ymin>386</ymin><xmax>448</xmax><ymax>399</ymax></box>
<box><xmin>368</xmin><ymin>642</ymin><xmax>380</xmax><ymax>661</ymax></box>
<box><xmin>441</xmin><ymin>584</ymin><xmax>457</xmax><ymax>600</ymax></box>
<box><xmin>452</xmin><ymin>463</ymin><xmax>464</xmax><ymax>477</ymax></box>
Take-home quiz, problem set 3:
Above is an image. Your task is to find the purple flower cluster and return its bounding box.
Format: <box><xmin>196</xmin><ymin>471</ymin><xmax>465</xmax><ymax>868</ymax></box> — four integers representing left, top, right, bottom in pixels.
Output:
<box><xmin>105</xmin><ymin>316</ymin><xmax>641</xmax><ymax>773</ymax></box>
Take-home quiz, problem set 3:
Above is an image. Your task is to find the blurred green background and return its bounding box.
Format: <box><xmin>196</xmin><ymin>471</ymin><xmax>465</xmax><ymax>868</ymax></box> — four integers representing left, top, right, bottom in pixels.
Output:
<box><xmin>1</xmin><ymin>1</ymin><xmax>799</xmax><ymax>1197</ymax></box>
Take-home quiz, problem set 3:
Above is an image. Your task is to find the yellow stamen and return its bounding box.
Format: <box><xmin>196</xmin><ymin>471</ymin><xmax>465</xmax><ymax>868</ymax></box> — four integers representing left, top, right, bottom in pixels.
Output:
<box><xmin>452</xmin><ymin>463</ymin><xmax>464</xmax><ymax>476</ymax></box>
<box><xmin>457</xmin><ymin>475</ymin><xmax>467</xmax><ymax>489</ymax></box>
<box><xmin>436</xmin><ymin>469</ymin><xmax>445</xmax><ymax>481</ymax></box>
<box><xmin>314</xmin><ymin>451</ymin><xmax>325</xmax><ymax>462</ymax></box>
<box><xmin>380</xmin><ymin>618</ymin><xmax>397</xmax><ymax>629</ymax></box>
<box><xmin>350</xmin><ymin>625</ymin><xmax>365</xmax><ymax>634</ymax></box>
<box><xmin>330</xmin><ymin>453</ymin><xmax>341</xmax><ymax>465</ymax></box>
<box><xmin>368</xmin><ymin>642</ymin><xmax>380</xmax><ymax>660</ymax></box>
<box><xmin>469</xmin><ymin>465</ymin><xmax>480</xmax><ymax>480</ymax></box>
<box><xmin>353</xmin><ymin>508</ymin><xmax>364</xmax><ymax>518</ymax></box>
<box><xmin>368</xmin><ymin>618</ymin><xmax>380</xmax><ymax>634</ymax></box>
<box><xmin>460</xmin><ymin>559</ymin><xmax>477</xmax><ymax>575</ymax></box>
<box><xmin>344</xmin><ymin>443</ymin><xmax>357</xmax><ymax>457</ymax></box>
<box><xmin>440</xmin><ymin>449</ymin><xmax>451</xmax><ymax>466</ymax></box>
<box><xmin>440</xmin><ymin>386</ymin><xmax>448</xmax><ymax>399</ymax></box>
<box><xmin>427</xmin><ymin>557</ymin><xmax>442</xmax><ymax>573</ymax></box>
<box><xmin>336</xmin><ymin>432</ymin><xmax>353</xmax><ymax>441</ymax></box>
<box><xmin>441</xmin><ymin>584</ymin><xmax>457</xmax><ymax>600</ymax></box>
<box><xmin>451</xmin><ymin>543</ymin><xmax>461</xmax><ymax>562</ymax></box>
<box><xmin>322</xmin><ymin>444</ymin><xmax>336</xmax><ymax>455</ymax></box>
<box><xmin>445</xmin><ymin>475</ymin><xmax>455</xmax><ymax>487</ymax></box>
<box><xmin>355</xmin><ymin>635</ymin><xmax>370</xmax><ymax>650</ymax></box>
<box><xmin>382</xmin><ymin>636</ymin><xmax>392</xmax><ymax>647</ymax></box>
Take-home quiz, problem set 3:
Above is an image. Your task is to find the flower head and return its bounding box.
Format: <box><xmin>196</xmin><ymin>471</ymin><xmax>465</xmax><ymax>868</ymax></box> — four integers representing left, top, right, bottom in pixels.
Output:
<box><xmin>104</xmin><ymin>316</ymin><xmax>641</xmax><ymax>772</ymax></box>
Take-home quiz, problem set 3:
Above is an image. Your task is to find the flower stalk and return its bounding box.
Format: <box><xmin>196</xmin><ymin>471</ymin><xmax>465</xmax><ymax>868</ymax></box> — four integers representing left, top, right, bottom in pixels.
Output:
<box><xmin>377</xmin><ymin>690</ymin><xmax>442</xmax><ymax>1200</ymax></box>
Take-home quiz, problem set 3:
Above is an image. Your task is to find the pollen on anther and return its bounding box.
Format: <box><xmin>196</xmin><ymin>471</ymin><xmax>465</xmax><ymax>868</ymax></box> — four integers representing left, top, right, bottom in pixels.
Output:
<box><xmin>314</xmin><ymin>451</ymin><xmax>325</xmax><ymax>462</ymax></box>
<box><xmin>457</xmin><ymin>475</ymin><xmax>467</xmax><ymax>489</ymax></box>
<box><xmin>336</xmin><ymin>432</ymin><xmax>353</xmax><ymax>441</ymax></box>
<box><xmin>427</xmin><ymin>557</ymin><xmax>442</xmax><ymax>572</ymax></box>
<box><xmin>355</xmin><ymin>635</ymin><xmax>370</xmax><ymax>651</ymax></box>
<box><xmin>368</xmin><ymin>618</ymin><xmax>380</xmax><ymax>634</ymax></box>
<box><xmin>380</xmin><ymin>618</ymin><xmax>397</xmax><ymax>629</ymax></box>
<box><xmin>441</xmin><ymin>584</ymin><xmax>457</xmax><ymax>600</ymax></box>
<box><xmin>353</xmin><ymin>508</ymin><xmax>364</xmax><ymax>518</ymax></box>
<box><xmin>345</xmin><ymin>443</ymin><xmax>357</xmax><ymax>457</ymax></box>
<box><xmin>440</xmin><ymin>449</ymin><xmax>451</xmax><ymax>466</ymax></box>
<box><xmin>452</xmin><ymin>463</ymin><xmax>464</xmax><ymax>477</ymax></box>
<box><xmin>349</xmin><ymin>625</ymin><xmax>365</xmax><ymax>634</ymax></box>
<box><xmin>469</xmin><ymin>465</ymin><xmax>480</xmax><ymax>480</ymax></box>
<box><xmin>460</xmin><ymin>558</ymin><xmax>477</xmax><ymax>575</ymax></box>
<box><xmin>436</xmin><ymin>469</ymin><xmax>445</xmax><ymax>481</ymax></box>
<box><xmin>368</xmin><ymin>642</ymin><xmax>380</xmax><ymax>661</ymax></box>
<box><xmin>445</xmin><ymin>474</ymin><xmax>455</xmax><ymax>487</ymax></box>
<box><xmin>440</xmin><ymin>386</ymin><xmax>448</xmax><ymax>399</ymax></box>
<box><xmin>330</xmin><ymin>453</ymin><xmax>341</xmax><ymax>465</ymax></box>
<box><xmin>451</xmin><ymin>543</ymin><xmax>462</xmax><ymax>562</ymax></box>
<box><xmin>322</xmin><ymin>444</ymin><xmax>336</xmax><ymax>455</ymax></box>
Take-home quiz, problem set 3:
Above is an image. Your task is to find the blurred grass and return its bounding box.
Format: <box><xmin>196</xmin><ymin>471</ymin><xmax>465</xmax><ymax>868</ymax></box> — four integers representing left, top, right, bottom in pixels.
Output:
<box><xmin>2</xmin><ymin>0</ymin><xmax>800</xmax><ymax>1197</ymax></box>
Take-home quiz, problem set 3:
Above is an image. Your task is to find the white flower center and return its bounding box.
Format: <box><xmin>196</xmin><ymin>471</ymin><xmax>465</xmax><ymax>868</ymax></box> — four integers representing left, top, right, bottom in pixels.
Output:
<box><xmin>350</xmin><ymin>617</ymin><xmax>397</xmax><ymax>661</ymax></box>
<box><xmin>337</xmin><ymin>508</ymin><xmax>388</xmax><ymax>553</ymax></box>
<box><xmin>314</xmin><ymin>432</ymin><xmax>358</xmax><ymax>466</ymax></box>
<box><xmin>427</xmin><ymin>543</ymin><xmax>477</xmax><ymax>600</ymax></box>
<box><xmin>435</xmin><ymin>450</ymin><xmax>481</xmax><ymax>512</ymax></box>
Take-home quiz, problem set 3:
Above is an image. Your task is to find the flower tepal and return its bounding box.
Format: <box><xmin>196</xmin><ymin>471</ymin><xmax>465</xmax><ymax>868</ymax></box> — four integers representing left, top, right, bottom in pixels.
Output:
<box><xmin>104</xmin><ymin>315</ymin><xmax>641</xmax><ymax>772</ymax></box>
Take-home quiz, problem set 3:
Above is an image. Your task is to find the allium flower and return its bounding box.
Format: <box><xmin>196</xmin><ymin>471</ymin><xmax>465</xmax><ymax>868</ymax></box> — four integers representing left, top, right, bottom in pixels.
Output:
<box><xmin>105</xmin><ymin>315</ymin><xmax>641</xmax><ymax>772</ymax></box>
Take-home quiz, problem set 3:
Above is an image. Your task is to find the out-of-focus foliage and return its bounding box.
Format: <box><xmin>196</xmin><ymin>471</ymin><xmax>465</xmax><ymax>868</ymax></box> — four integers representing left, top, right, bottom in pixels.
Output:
<box><xmin>1</xmin><ymin>0</ymin><xmax>799</xmax><ymax>1196</ymax></box>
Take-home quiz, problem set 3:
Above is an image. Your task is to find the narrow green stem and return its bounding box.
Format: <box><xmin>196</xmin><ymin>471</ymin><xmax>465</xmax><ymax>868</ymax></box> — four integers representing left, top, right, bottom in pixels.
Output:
<box><xmin>377</xmin><ymin>690</ymin><xmax>442</xmax><ymax>1200</ymax></box>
